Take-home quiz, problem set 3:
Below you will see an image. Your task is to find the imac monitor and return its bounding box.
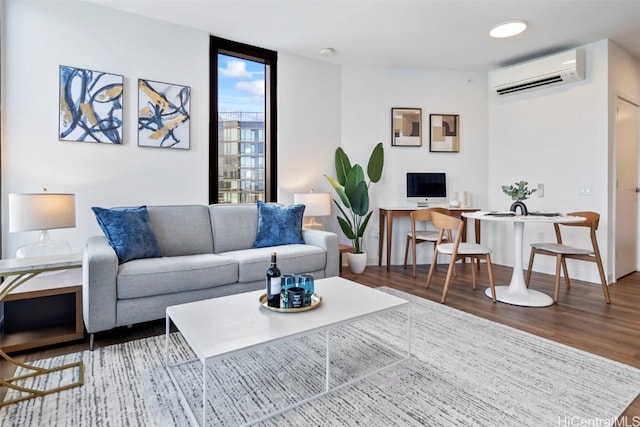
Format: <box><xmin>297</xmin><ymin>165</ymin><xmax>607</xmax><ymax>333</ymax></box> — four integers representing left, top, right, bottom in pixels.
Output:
<box><xmin>406</xmin><ymin>172</ymin><xmax>447</xmax><ymax>199</ymax></box>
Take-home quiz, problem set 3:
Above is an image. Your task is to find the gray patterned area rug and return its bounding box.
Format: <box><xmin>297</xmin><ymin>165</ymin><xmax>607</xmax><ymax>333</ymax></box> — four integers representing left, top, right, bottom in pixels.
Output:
<box><xmin>2</xmin><ymin>287</ymin><xmax>639</xmax><ymax>426</ymax></box>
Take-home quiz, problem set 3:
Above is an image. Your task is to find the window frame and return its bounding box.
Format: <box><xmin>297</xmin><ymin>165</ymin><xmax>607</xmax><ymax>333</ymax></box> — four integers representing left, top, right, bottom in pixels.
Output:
<box><xmin>209</xmin><ymin>36</ymin><xmax>277</xmax><ymax>204</ymax></box>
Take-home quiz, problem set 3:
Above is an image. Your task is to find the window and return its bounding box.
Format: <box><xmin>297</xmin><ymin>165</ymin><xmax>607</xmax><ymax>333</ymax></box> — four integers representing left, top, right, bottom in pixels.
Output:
<box><xmin>210</xmin><ymin>36</ymin><xmax>277</xmax><ymax>204</ymax></box>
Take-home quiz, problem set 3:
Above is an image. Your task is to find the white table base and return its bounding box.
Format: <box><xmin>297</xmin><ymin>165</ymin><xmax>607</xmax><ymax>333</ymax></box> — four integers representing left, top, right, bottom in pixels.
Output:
<box><xmin>485</xmin><ymin>221</ymin><xmax>554</xmax><ymax>307</ymax></box>
<box><xmin>485</xmin><ymin>286</ymin><xmax>553</xmax><ymax>307</ymax></box>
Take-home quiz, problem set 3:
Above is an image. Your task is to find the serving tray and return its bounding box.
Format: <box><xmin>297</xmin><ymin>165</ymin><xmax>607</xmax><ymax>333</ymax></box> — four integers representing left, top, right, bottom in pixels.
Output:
<box><xmin>259</xmin><ymin>293</ymin><xmax>322</xmax><ymax>313</ymax></box>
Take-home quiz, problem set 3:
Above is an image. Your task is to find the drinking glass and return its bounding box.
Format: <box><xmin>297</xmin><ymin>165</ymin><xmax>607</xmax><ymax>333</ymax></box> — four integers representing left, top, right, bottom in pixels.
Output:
<box><xmin>280</xmin><ymin>274</ymin><xmax>297</xmax><ymax>309</ymax></box>
<box><xmin>298</xmin><ymin>273</ymin><xmax>314</xmax><ymax>306</ymax></box>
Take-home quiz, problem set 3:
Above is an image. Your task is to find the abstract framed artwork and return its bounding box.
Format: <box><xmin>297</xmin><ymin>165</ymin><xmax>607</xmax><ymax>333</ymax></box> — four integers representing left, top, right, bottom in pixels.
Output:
<box><xmin>429</xmin><ymin>114</ymin><xmax>460</xmax><ymax>152</ymax></box>
<box><xmin>59</xmin><ymin>65</ymin><xmax>123</xmax><ymax>144</ymax></box>
<box><xmin>391</xmin><ymin>108</ymin><xmax>422</xmax><ymax>147</ymax></box>
<box><xmin>138</xmin><ymin>79</ymin><xmax>191</xmax><ymax>149</ymax></box>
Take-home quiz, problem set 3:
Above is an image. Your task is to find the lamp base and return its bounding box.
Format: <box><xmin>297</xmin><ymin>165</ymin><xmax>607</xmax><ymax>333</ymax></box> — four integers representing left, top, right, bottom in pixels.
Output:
<box><xmin>16</xmin><ymin>230</ymin><xmax>72</xmax><ymax>259</ymax></box>
<box><xmin>15</xmin><ymin>232</ymin><xmax>73</xmax><ymax>276</ymax></box>
<box><xmin>16</xmin><ymin>240</ymin><xmax>73</xmax><ymax>258</ymax></box>
<box><xmin>303</xmin><ymin>217</ymin><xmax>325</xmax><ymax>230</ymax></box>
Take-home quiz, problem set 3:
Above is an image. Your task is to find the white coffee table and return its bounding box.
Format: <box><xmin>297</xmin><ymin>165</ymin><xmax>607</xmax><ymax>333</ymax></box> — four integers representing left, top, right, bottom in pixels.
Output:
<box><xmin>165</xmin><ymin>276</ymin><xmax>410</xmax><ymax>426</ymax></box>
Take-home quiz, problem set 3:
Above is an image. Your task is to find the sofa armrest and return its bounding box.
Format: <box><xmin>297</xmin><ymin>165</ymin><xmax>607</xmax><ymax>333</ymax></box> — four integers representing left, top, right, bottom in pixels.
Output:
<box><xmin>302</xmin><ymin>228</ymin><xmax>339</xmax><ymax>278</ymax></box>
<box><xmin>83</xmin><ymin>235</ymin><xmax>119</xmax><ymax>334</ymax></box>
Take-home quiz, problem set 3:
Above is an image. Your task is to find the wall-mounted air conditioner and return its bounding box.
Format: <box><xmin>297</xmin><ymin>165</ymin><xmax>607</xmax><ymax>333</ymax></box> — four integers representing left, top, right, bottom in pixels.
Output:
<box><xmin>490</xmin><ymin>49</ymin><xmax>585</xmax><ymax>96</ymax></box>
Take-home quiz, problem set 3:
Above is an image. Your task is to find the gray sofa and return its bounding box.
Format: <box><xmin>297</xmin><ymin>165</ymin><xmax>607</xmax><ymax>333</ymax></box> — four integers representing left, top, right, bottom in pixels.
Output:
<box><xmin>83</xmin><ymin>203</ymin><xmax>339</xmax><ymax>348</ymax></box>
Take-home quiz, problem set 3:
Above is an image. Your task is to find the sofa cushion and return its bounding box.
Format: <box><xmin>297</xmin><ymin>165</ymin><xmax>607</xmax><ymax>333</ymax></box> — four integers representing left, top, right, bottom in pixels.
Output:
<box><xmin>91</xmin><ymin>206</ymin><xmax>162</xmax><ymax>264</ymax></box>
<box><xmin>253</xmin><ymin>201</ymin><xmax>305</xmax><ymax>248</ymax></box>
<box><xmin>209</xmin><ymin>204</ymin><xmax>260</xmax><ymax>253</ymax></box>
<box><xmin>219</xmin><ymin>245</ymin><xmax>326</xmax><ymax>283</ymax></box>
<box><xmin>147</xmin><ymin>205</ymin><xmax>214</xmax><ymax>256</ymax></box>
<box><xmin>116</xmin><ymin>254</ymin><xmax>238</xmax><ymax>299</ymax></box>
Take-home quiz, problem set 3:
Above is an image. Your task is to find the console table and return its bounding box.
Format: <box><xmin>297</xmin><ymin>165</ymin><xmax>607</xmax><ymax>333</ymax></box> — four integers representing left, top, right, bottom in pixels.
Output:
<box><xmin>0</xmin><ymin>253</ymin><xmax>84</xmax><ymax>407</ymax></box>
<box><xmin>378</xmin><ymin>206</ymin><xmax>481</xmax><ymax>271</ymax></box>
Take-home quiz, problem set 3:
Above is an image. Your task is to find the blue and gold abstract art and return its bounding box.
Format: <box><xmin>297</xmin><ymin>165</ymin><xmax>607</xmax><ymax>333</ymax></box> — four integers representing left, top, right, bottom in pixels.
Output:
<box><xmin>138</xmin><ymin>79</ymin><xmax>190</xmax><ymax>149</ymax></box>
<box><xmin>59</xmin><ymin>65</ymin><xmax>123</xmax><ymax>144</ymax></box>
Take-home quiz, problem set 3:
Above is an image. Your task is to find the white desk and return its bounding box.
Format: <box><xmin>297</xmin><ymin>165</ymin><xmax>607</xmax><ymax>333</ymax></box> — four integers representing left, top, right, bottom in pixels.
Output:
<box><xmin>378</xmin><ymin>206</ymin><xmax>480</xmax><ymax>271</ymax></box>
<box><xmin>463</xmin><ymin>212</ymin><xmax>585</xmax><ymax>307</ymax></box>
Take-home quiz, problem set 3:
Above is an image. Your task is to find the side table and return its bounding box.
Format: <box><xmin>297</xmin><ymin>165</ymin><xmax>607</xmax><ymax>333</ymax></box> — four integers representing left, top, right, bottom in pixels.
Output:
<box><xmin>2</xmin><ymin>269</ymin><xmax>84</xmax><ymax>353</ymax></box>
<box><xmin>0</xmin><ymin>253</ymin><xmax>84</xmax><ymax>407</ymax></box>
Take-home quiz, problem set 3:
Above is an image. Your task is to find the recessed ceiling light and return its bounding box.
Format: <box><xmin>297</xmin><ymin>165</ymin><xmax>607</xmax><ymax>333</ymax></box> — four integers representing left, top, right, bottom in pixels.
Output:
<box><xmin>319</xmin><ymin>48</ymin><xmax>336</xmax><ymax>57</ymax></box>
<box><xmin>489</xmin><ymin>20</ymin><xmax>528</xmax><ymax>38</ymax></box>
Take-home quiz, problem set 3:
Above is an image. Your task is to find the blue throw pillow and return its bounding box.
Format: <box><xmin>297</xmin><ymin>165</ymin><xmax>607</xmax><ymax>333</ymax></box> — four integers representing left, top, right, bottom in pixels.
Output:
<box><xmin>91</xmin><ymin>206</ymin><xmax>162</xmax><ymax>264</ymax></box>
<box><xmin>253</xmin><ymin>201</ymin><xmax>305</xmax><ymax>248</ymax></box>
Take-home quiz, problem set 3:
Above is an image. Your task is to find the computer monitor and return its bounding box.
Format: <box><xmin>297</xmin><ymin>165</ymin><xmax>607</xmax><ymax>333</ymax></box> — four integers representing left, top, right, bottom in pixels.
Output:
<box><xmin>406</xmin><ymin>172</ymin><xmax>447</xmax><ymax>199</ymax></box>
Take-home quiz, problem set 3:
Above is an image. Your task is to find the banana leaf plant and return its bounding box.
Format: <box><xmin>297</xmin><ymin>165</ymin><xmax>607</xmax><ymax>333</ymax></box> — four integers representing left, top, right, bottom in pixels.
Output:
<box><xmin>325</xmin><ymin>143</ymin><xmax>384</xmax><ymax>253</ymax></box>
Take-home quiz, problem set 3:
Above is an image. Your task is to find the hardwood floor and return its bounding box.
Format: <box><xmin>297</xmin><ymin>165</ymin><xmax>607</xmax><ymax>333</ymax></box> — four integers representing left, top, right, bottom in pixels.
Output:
<box><xmin>2</xmin><ymin>263</ymin><xmax>639</xmax><ymax>418</ymax></box>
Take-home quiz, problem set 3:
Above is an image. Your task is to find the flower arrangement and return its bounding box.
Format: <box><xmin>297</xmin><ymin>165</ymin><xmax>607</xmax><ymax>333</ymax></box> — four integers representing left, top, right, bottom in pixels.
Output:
<box><xmin>501</xmin><ymin>181</ymin><xmax>536</xmax><ymax>202</ymax></box>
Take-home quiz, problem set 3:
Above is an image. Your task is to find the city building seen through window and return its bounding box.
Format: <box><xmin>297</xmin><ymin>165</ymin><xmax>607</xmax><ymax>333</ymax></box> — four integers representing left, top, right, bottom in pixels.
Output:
<box><xmin>211</xmin><ymin>38</ymin><xmax>277</xmax><ymax>204</ymax></box>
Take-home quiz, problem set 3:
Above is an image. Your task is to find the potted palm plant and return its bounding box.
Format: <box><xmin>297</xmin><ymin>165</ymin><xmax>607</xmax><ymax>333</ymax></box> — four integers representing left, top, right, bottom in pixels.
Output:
<box><xmin>325</xmin><ymin>143</ymin><xmax>384</xmax><ymax>273</ymax></box>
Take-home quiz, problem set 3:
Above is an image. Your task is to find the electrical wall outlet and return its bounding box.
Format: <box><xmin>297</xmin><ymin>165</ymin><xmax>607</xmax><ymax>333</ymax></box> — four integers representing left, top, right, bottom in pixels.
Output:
<box><xmin>537</xmin><ymin>183</ymin><xmax>544</xmax><ymax>197</ymax></box>
<box><xmin>537</xmin><ymin>232</ymin><xmax>545</xmax><ymax>242</ymax></box>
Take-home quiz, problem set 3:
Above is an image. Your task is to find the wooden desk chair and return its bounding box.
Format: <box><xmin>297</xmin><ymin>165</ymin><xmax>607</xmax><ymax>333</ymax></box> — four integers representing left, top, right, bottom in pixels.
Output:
<box><xmin>525</xmin><ymin>211</ymin><xmax>611</xmax><ymax>304</ymax></box>
<box><xmin>426</xmin><ymin>211</ymin><xmax>496</xmax><ymax>304</ymax></box>
<box><xmin>403</xmin><ymin>207</ymin><xmax>450</xmax><ymax>278</ymax></box>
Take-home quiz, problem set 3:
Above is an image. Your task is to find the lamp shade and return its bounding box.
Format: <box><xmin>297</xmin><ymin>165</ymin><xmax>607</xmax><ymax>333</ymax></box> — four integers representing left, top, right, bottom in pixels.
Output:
<box><xmin>293</xmin><ymin>192</ymin><xmax>331</xmax><ymax>217</ymax></box>
<box><xmin>9</xmin><ymin>193</ymin><xmax>76</xmax><ymax>232</ymax></box>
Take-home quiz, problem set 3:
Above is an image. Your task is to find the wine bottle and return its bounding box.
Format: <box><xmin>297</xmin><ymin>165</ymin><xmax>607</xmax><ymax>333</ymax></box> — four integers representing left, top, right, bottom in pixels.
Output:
<box><xmin>266</xmin><ymin>252</ymin><xmax>281</xmax><ymax>308</ymax></box>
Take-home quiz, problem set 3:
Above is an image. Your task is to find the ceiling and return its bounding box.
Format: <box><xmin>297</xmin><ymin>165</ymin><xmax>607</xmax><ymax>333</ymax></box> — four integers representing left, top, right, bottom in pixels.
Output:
<box><xmin>85</xmin><ymin>0</ymin><xmax>640</xmax><ymax>71</ymax></box>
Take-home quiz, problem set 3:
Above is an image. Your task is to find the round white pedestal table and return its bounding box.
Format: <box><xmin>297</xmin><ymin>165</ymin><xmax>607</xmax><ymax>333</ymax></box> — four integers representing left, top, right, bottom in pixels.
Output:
<box><xmin>462</xmin><ymin>212</ymin><xmax>585</xmax><ymax>307</ymax></box>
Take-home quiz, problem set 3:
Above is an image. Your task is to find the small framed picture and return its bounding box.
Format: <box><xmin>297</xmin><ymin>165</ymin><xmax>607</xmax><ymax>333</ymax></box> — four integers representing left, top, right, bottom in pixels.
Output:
<box><xmin>391</xmin><ymin>108</ymin><xmax>422</xmax><ymax>147</ymax></box>
<box><xmin>429</xmin><ymin>114</ymin><xmax>460</xmax><ymax>152</ymax></box>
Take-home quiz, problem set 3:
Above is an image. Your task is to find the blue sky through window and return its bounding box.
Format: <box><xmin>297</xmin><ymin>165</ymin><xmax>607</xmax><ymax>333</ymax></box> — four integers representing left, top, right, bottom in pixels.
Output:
<box><xmin>218</xmin><ymin>54</ymin><xmax>265</xmax><ymax>114</ymax></box>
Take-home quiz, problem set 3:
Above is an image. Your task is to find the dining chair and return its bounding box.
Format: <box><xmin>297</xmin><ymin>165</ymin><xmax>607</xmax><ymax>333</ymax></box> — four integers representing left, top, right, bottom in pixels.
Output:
<box><xmin>403</xmin><ymin>207</ymin><xmax>450</xmax><ymax>278</ymax></box>
<box><xmin>426</xmin><ymin>211</ymin><xmax>496</xmax><ymax>304</ymax></box>
<box><xmin>525</xmin><ymin>211</ymin><xmax>611</xmax><ymax>304</ymax></box>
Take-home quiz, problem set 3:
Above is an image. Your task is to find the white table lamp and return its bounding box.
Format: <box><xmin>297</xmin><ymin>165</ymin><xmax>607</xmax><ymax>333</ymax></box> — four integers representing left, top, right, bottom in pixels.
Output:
<box><xmin>9</xmin><ymin>191</ymin><xmax>76</xmax><ymax>258</ymax></box>
<box><xmin>294</xmin><ymin>191</ymin><xmax>331</xmax><ymax>229</ymax></box>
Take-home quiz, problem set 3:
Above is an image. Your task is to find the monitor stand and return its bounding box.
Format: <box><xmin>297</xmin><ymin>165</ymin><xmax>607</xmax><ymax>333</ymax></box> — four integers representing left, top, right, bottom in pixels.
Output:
<box><xmin>417</xmin><ymin>199</ymin><xmax>429</xmax><ymax>207</ymax></box>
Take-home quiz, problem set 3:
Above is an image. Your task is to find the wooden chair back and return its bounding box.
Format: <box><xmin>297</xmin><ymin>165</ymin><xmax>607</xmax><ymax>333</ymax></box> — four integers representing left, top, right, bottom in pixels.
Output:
<box><xmin>427</xmin><ymin>211</ymin><xmax>496</xmax><ymax>303</ymax></box>
<box><xmin>405</xmin><ymin>208</ymin><xmax>452</xmax><ymax>278</ymax></box>
<box><xmin>553</xmin><ymin>211</ymin><xmax>600</xmax><ymax>247</ymax></box>
<box><xmin>528</xmin><ymin>210</ymin><xmax>610</xmax><ymax>304</ymax></box>
<box><xmin>409</xmin><ymin>207</ymin><xmax>450</xmax><ymax>230</ymax></box>
<box><xmin>430</xmin><ymin>211</ymin><xmax>464</xmax><ymax>250</ymax></box>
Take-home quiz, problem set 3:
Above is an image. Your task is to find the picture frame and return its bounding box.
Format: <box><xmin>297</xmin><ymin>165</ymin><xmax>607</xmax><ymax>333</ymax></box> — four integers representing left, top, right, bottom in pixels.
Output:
<box><xmin>59</xmin><ymin>65</ymin><xmax>124</xmax><ymax>144</ymax></box>
<box><xmin>429</xmin><ymin>114</ymin><xmax>460</xmax><ymax>152</ymax></box>
<box><xmin>391</xmin><ymin>108</ymin><xmax>422</xmax><ymax>147</ymax></box>
<box><xmin>138</xmin><ymin>79</ymin><xmax>191</xmax><ymax>149</ymax></box>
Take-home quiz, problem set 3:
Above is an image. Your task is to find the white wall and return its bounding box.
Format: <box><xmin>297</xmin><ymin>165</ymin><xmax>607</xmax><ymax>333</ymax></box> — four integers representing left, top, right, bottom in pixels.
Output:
<box><xmin>487</xmin><ymin>41</ymin><xmax>611</xmax><ymax>282</ymax></box>
<box><xmin>340</xmin><ymin>66</ymin><xmax>489</xmax><ymax>264</ymax></box>
<box><xmin>2</xmin><ymin>1</ymin><xmax>209</xmax><ymax>256</ymax></box>
<box><xmin>1</xmin><ymin>1</ymin><xmax>341</xmax><ymax>256</ymax></box>
<box><xmin>277</xmin><ymin>52</ymin><xmax>341</xmax><ymax>219</ymax></box>
<box><xmin>608</xmin><ymin>40</ymin><xmax>640</xmax><ymax>279</ymax></box>
<box><xmin>4</xmin><ymin>2</ymin><xmax>637</xmax><ymax>285</ymax></box>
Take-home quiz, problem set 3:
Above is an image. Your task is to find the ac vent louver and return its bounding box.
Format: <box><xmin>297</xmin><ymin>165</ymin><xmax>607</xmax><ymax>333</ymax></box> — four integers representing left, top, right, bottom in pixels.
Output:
<box><xmin>491</xmin><ymin>49</ymin><xmax>584</xmax><ymax>96</ymax></box>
